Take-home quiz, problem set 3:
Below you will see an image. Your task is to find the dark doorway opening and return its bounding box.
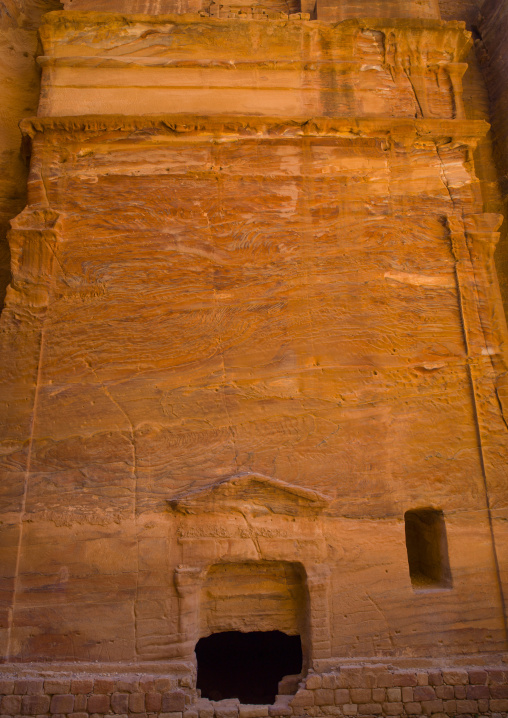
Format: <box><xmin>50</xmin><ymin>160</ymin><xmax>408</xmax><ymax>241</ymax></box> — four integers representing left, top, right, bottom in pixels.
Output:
<box><xmin>196</xmin><ymin>630</ymin><xmax>302</xmax><ymax>704</ymax></box>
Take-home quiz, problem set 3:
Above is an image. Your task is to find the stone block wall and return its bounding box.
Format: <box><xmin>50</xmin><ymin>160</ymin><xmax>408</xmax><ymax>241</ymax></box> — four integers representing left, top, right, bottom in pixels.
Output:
<box><xmin>278</xmin><ymin>667</ymin><xmax>508</xmax><ymax>717</ymax></box>
<box><xmin>2</xmin><ymin>667</ymin><xmax>508</xmax><ymax>718</ymax></box>
<box><xmin>0</xmin><ymin>674</ymin><xmax>195</xmax><ymax>718</ymax></box>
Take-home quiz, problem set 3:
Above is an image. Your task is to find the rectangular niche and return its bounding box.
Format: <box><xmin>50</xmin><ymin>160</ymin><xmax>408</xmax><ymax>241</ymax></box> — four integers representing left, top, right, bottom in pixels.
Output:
<box><xmin>405</xmin><ymin>508</ymin><xmax>452</xmax><ymax>589</ymax></box>
<box><xmin>200</xmin><ymin>561</ymin><xmax>308</xmax><ymax>638</ymax></box>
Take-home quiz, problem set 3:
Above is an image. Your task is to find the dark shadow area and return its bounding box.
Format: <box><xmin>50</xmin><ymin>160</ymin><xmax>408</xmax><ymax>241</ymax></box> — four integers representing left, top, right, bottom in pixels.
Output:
<box><xmin>405</xmin><ymin>508</ymin><xmax>452</xmax><ymax>589</ymax></box>
<box><xmin>196</xmin><ymin>630</ymin><xmax>302</xmax><ymax>704</ymax></box>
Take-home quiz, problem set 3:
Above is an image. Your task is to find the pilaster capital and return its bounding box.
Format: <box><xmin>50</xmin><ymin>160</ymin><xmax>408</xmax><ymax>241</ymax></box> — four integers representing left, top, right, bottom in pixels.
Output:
<box><xmin>305</xmin><ymin>563</ymin><xmax>331</xmax><ymax>590</ymax></box>
<box><xmin>174</xmin><ymin>565</ymin><xmax>205</xmax><ymax>597</ymax></box>
<box><xmin>463</xmin><ymin>213</ymin><xmax>503</xmax><ymax>253</ymax></box>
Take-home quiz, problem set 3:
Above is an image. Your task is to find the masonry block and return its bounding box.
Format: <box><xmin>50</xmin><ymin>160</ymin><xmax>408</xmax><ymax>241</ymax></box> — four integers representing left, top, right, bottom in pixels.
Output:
<box><xmin>50</xmin><ymin>695</ymin><xmax>74</xmax><ymax>714</ymax></box>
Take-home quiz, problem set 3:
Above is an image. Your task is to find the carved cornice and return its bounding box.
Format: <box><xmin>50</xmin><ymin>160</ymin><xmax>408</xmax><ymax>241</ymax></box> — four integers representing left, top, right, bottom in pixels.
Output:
<box><xmin>40</xmin><ymin>13</ymin><xmax>472</xmax><ymax>64</ymax></box>
<box><xmin>33</xmin><ymin>57</ymin><xmax>422</xmax><ymax>69</ymax></box>
<box><xmin>168</xmin><ymin>473</ymin><xmax>329</xmax><ymax>516</ymax></box>
<box><xmin>42</xmin><ymin>11</ymin><xmax>470</xmax><ymax>30</ymax></box>
<box><xmin>20</xmin><ymin>115</ymin><xmax>490</xmax><ymax>147</ymax></box>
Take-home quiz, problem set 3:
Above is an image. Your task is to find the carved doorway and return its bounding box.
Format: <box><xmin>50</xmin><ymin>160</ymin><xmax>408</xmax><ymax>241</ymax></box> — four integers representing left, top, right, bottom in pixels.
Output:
<box><xmin>169</xmin><ymin>474</ymin><xmax>332</xmax><ymax>664</ymax></box>
<box><xmin>196</xmin><ymin>561</ymin><xmax>308</xmax><ymax>703</ymax></box>
<box><xmin>196</xmin><ymin>630</ymin><xmax>302</xmax><ymax>703</ymax></box>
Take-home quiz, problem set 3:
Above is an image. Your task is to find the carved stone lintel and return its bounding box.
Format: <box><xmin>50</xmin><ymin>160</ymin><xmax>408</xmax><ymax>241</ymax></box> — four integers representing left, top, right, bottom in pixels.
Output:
<box><xmin>169</xmin><ymin>473</ymin><xmax>329</xmax><ymax>518</ymax></box>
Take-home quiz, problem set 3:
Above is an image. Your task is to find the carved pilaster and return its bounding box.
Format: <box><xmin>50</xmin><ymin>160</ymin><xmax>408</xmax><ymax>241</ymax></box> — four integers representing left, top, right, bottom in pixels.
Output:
<box><xmin>305</xmin><ymin>563</ymin><xmax>332</xmax><ymax>663</ymax></box>
<box><xmin>174</xmin><ymin>565</ymin><xmax>205</xmax><ymax>659</ymax></box>
<box><xmin>382</xmin><ymin>26</ymin><xmax>471</xmax><ymax>120</ymax></box>
<box><xmin>461</xmin><ymin>213</ymin><xmax>508</xmax><ymax>425</ymax></box>
<box><xmin>446</xmin><ymin>62</ymin><xmax>468</xmax><ymax>120</ymax></box>
<box><xmin>463</xmin><ymin>215</ymin><xmax>505</xmax><ymax>351</ymax></box>
<box><xmin>0</xmin><ymin>205</ymin><xmax>65</xmax><ymax>660</ymax></box>
<box><xmin>5</xmin><ymin>208</ymin><xmax>65</xmax><ymax>310</ymax></box>
<box><xmin>447</xmin><ymin>215</ymin><xmax>487</xmax><ymax>356</ymax></box>
<box><xmin>446</xmin><ymin>214</ymin><xmax>508</xmax><ymax>635</ymax></box>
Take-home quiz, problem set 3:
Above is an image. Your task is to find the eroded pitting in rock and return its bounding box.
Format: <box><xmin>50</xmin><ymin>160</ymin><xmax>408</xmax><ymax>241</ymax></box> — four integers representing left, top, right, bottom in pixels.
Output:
<box><xmin>196</xmin><ymin>630</ymin><xmax>303</xmax><ymax>704</ymax></box>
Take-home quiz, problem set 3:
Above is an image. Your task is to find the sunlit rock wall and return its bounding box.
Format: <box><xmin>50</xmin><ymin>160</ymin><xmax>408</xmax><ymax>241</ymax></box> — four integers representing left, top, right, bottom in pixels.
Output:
<box><xmin>2</xmin><ymin>0</ymin><xmax>508</xmax><ymax>664</ymax></box>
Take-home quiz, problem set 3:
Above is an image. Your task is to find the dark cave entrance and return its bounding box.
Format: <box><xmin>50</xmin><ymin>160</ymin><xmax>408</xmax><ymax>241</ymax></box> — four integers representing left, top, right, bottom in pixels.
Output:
<box><xmin>195</xmin><ymin>630</ymin><xmax>303</xmax><ymax>704</ymax></box>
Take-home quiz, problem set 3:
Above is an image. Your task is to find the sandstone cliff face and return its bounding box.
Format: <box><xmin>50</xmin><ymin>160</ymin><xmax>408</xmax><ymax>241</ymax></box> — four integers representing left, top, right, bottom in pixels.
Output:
<box><xmin>1</xmin><ymin>0</ymin><xmax>508</xmax><ymax>704</ymax></box>
<box><xmin>2</xmin><ymin>0</ymin><xmax>508</xmax><ymax>314</ymax></box>
<box><xmin>2</xmin><ymin>4</ymin><xmax>508</xmax><ymax>663</ymax></box>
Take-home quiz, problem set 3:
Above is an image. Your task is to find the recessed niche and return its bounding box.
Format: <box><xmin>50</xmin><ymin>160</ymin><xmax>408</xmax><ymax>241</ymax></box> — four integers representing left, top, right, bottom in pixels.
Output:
<box><xmin>196</xmin><ymin>630</ymin><xmax>302</xmax><ymax>704</ymax></box>
<box><xmin>404</xmin><ymin>508</ymin><xmax>452</xmax><ymax>589</ymax></box>
<box><xmin>200</xmin><ymin>561</ymin><xmax>308</xmax><ymax>641</ymax></box>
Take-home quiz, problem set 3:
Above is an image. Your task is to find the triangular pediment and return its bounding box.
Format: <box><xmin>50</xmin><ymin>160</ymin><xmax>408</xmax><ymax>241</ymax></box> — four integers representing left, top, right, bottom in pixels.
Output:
<box><xmin>168</xmin><ymin>473</ymin><xmax>329</xmax><ymax>517</ymax></box>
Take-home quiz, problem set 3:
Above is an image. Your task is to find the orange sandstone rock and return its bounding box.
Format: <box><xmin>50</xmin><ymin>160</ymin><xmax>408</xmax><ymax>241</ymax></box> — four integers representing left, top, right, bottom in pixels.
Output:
<box><xmin>0</xmin><ymin>0</ymin><xmax>507</xmax><ymax>710</ymax></box>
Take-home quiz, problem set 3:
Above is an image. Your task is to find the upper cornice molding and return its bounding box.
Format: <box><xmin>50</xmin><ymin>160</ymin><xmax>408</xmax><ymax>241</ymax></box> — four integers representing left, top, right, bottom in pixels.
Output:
<box><xmin>62</xmin><ymin>0</ymin><xmax>442</xmax><ymax>21</ymax></box>
<box><xmin>168</xmin><ymin>472</ymin><xmax>330</xmax><ymax>516</ymax></box>
<box><xmin>36</xmin><ymin>14</ymin><xmax>472</xmax><ymax>119</ymax></box>
<box><xmin>20</xmin><ymin>115</ymin><xmax>490</xmax><ymax>148</ymax></box>
<box><xmin>39</xmin><ymin>14</ymin><xmax>472</xmax><ymax>64</ymax></box>
<box><xmin>40</xmin><ymin>12</ymin><xmax>470</xmax><ymax>42</ymax></box>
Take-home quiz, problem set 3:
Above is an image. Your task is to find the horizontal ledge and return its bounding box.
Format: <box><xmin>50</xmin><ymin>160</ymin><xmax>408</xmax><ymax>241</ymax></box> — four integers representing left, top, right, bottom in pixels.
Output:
<box><xmin>37</xmin><ymin>56</ymin><xmax>469</xmax><ymax>70</ymax></box>
<box><xmin>20</xmin><ymin>115</ymin><xmax>490</xmax><ymax>144</ymax></box>
<box><xmin>0</xmin><ymin>652</ymin><xmax>506</xmax><ymax>672</ymax></box>
<box><xmin>0</xmin><ymin>660</ymin><xmax>194</xmax><ymax>673</ymax></box>
<box><xmin>43</xmin><ymin>11</ymin><xmax>468</xmax><ymax>30</ymax></box>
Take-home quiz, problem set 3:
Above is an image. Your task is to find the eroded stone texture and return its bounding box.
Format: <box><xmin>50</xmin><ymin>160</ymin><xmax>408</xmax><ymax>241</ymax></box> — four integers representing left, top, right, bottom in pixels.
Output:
<box><xmin>1</xmin><ymin>0</ymin><xmax>508</xmax><ymax>709</ymax></box>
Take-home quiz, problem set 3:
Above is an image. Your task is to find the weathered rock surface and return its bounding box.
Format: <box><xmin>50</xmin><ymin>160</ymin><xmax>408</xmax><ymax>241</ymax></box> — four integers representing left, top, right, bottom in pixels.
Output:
<box><xmin>2</xmin><ymin>105</ymin><xmax>508</xmax><ymax>661</ymax></box>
